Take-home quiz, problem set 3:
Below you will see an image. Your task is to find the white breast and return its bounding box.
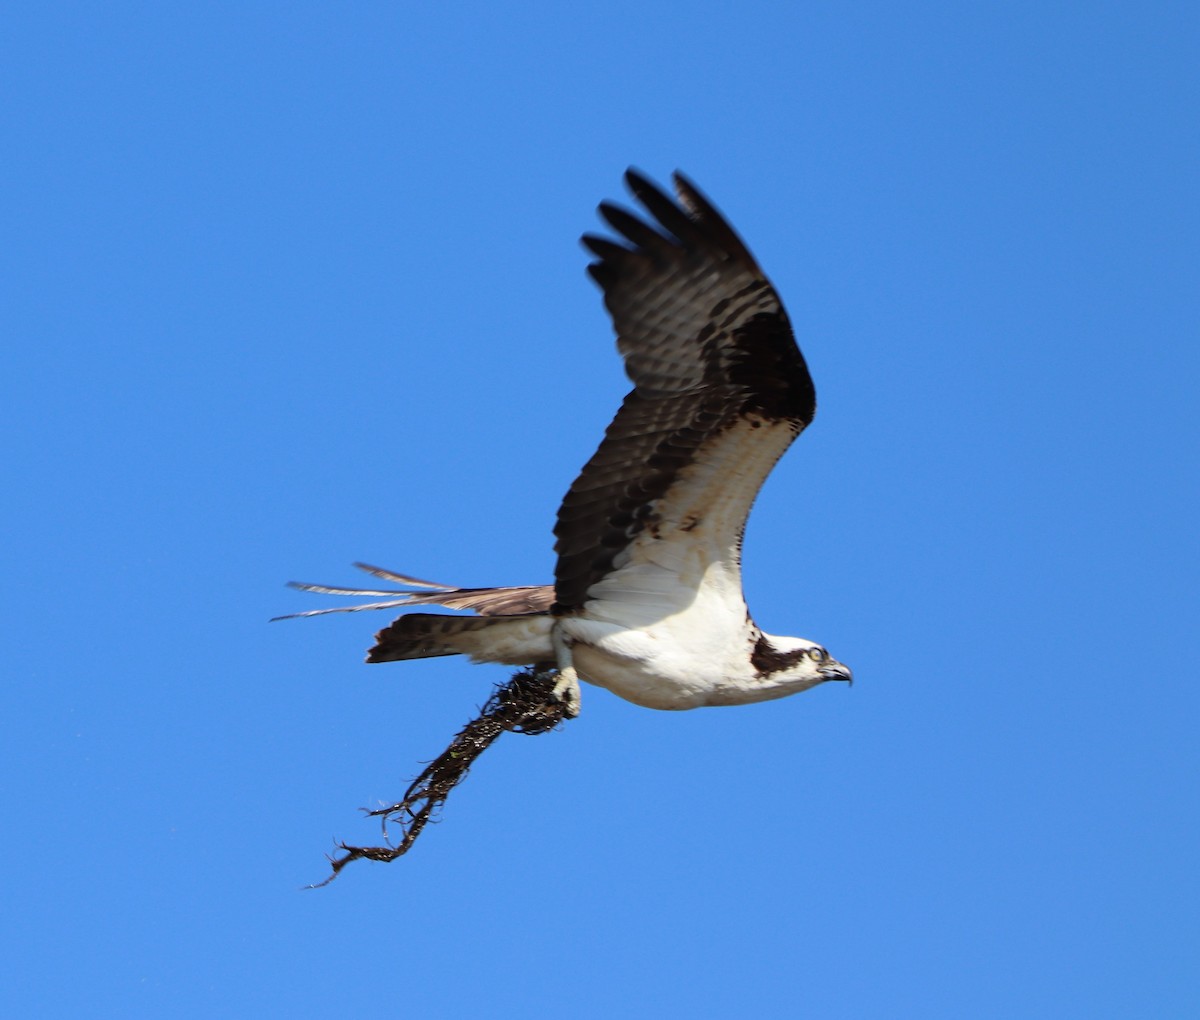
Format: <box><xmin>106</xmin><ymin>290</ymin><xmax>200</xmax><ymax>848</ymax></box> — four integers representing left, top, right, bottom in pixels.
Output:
<box><xmin>561</xmin><ymin>560</ymin><xmax>761</xmax><ymax>709</ymax></box>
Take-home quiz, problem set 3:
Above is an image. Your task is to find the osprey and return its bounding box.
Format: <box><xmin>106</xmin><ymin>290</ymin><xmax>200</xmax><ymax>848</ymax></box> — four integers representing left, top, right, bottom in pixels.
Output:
<box><xmin>285</xmin><ymin>170</ymin><xmax>851</xmax><ymax>712</ymax></box>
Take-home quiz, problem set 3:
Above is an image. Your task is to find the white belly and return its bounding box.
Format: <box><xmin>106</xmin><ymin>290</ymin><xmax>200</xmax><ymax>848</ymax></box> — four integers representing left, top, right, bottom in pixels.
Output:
<box><xmin>562</xmin><ymin>612</ymin><xmax>763</xmax><ymax>711</ymax></box>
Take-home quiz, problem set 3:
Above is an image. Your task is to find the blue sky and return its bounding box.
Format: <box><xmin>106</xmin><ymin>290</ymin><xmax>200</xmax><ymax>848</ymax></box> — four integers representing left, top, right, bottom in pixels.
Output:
<box><xmin>3</xmin><ymin>2</ymin><xmax>1196</xmax><ymax>1016</ymax></box>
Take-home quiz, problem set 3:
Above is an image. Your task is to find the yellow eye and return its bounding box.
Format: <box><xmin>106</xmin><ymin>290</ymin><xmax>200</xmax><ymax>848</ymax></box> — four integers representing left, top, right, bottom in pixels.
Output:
<box><xmin>809</xmin><ymin>646</ymin><xmax>828</xmax><ymax>663</ymax></box>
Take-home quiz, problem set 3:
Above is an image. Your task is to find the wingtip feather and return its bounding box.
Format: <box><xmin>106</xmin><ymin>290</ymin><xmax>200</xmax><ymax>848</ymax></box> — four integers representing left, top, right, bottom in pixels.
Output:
<box><xmin>671</xmin><ymin>171</ymin><xmax>756</xmax><ymax>266</ymax></box>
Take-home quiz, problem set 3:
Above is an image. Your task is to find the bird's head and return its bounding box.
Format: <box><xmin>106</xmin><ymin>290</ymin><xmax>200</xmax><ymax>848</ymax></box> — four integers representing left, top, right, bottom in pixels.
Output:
<box><xmin>752</xmin><ymin>633</ymin><xmax>853</xmax><ymax>696</ymax></box>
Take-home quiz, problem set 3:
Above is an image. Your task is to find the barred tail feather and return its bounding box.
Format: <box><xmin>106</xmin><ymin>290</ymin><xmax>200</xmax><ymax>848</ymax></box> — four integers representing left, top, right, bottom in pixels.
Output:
<box><xmin>367</xmin><ymin>612</ymin><xmax>555</xmax><ymax>667</ymax></box>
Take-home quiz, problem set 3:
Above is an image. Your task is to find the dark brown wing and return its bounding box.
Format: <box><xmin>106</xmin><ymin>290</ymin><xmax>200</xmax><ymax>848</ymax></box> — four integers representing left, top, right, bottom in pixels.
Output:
<box><xmin>553</xmin><ymin>170</ymin><xmax>815</xmax><ymax>612</ymax></box>
<box><xmin>398</xmin><ymin>584</ymin><xmax>555</xmax><ymax>616</ymax></box>
<box><xmin>350</xmin><ymin>564</ymin><xmax>555</xmax><ymax>615</ymax></box>
<box><xmin>276</xmin><ymin>563</ymin><xmax>554</xmax><ymax>620</ymax></box>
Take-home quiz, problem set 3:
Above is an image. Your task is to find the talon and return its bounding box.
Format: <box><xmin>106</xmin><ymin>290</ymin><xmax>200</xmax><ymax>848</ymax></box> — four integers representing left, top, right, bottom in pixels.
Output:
<box><xmin>551</xmin><ymin>666</ymin><xmax>581</xmax><ymax>717</ymax></box>
<box><xmin>550</xmin><ymin>625</ymin><xmax>582</xmax><ymax>717</ymax></box>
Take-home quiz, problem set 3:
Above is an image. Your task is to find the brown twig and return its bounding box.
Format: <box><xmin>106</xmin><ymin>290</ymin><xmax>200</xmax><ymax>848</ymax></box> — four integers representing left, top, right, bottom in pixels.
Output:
<box><xmin>308</xmin><ymin>666</ymin><xmax>568</xmax><ymax>887</ymax></box>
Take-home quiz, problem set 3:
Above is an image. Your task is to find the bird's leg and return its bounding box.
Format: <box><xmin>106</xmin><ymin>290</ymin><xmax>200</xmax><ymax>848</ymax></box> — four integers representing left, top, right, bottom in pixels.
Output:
<box><xmin>550</xmin><ymin>624</ymin><xmax>582</xmax><ymax>718</ymax></box>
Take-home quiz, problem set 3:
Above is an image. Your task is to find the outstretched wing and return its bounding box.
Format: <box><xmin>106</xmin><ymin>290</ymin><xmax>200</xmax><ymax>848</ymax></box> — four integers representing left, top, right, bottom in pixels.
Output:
<box><xmin>273</xmin><ymin>562</ymin><xmax>554</xmax><ymax>620</ymax></box>
<box><xmin>553</xmin><ymin>170</ymin><xmax>815</xmax><ymax>613</ymax></box>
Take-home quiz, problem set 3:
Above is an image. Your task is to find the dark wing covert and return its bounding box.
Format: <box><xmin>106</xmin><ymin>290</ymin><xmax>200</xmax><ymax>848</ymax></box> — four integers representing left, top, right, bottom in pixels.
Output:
<box><xmin>553</xmin><ymin>170</ymin><xmax>815</xmax><ymax>611</ymax></box>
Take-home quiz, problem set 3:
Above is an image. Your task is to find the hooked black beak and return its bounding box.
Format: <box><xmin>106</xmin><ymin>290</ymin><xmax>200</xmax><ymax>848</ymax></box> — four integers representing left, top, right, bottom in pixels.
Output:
<box><xmin>819</xmin><ymin>661</ymin><xmax>853</xmax><ymax>686</ymax></box>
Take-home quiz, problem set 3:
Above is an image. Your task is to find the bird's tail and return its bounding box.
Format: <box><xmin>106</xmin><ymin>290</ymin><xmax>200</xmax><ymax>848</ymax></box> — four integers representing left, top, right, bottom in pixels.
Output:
<box><xmin>365</xmin><ymin>611</ymin><xmax>551</xmax><ymax>664</ymax></box>
<box><xmin>274</xmin><ymin>563</ymin><xmax>557</xmax><ymax>667</ymax></box>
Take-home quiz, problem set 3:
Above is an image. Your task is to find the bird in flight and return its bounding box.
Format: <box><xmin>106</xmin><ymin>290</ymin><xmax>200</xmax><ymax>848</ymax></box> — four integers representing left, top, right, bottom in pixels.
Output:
<box><xmin>284</xmin><ymin>169</ymin><xmax>851</xmax><ymax>715</ymax></box>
